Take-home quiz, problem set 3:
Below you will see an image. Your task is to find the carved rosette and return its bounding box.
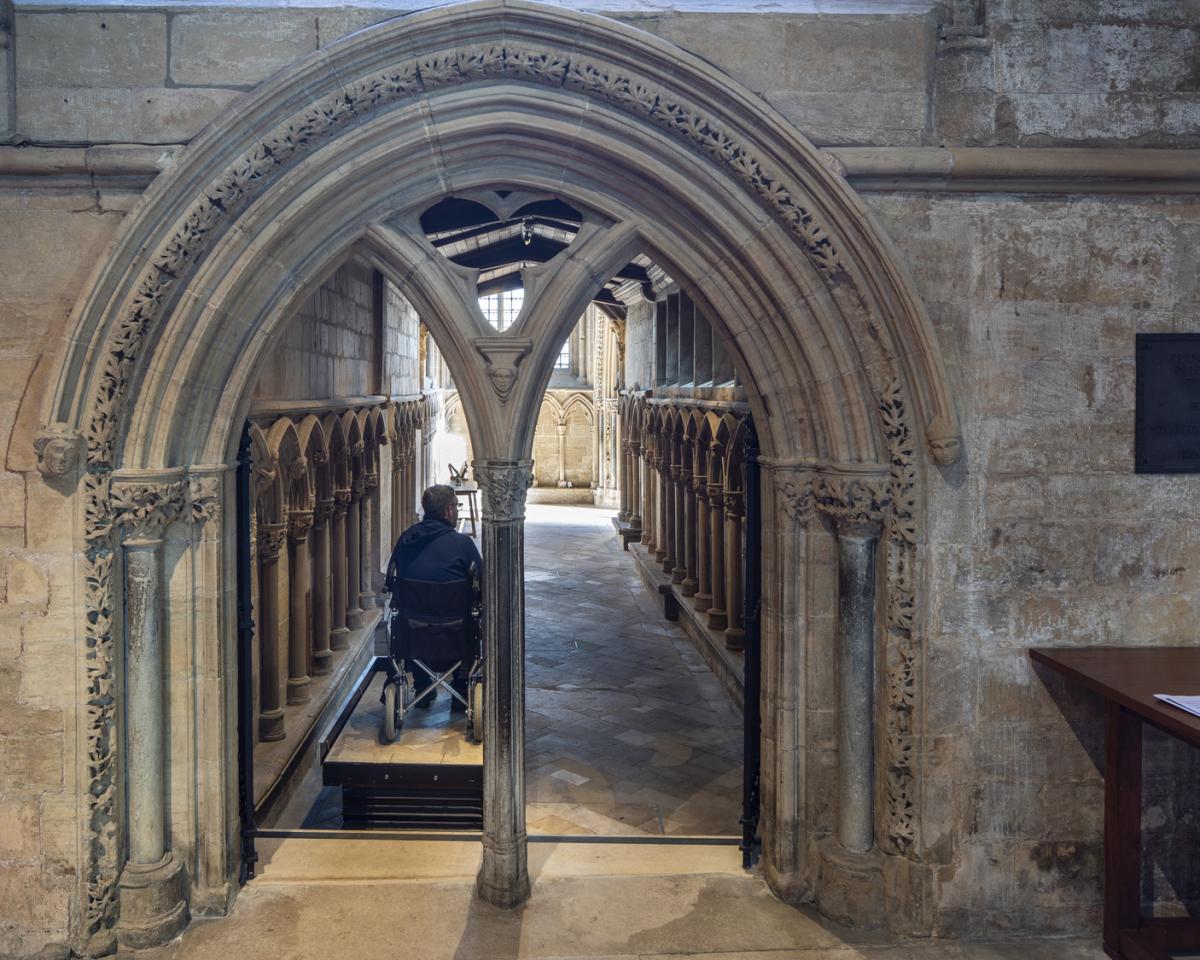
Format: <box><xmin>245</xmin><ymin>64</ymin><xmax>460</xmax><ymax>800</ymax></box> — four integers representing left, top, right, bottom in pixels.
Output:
<box><xmin>287</xmin><ymin>510</ymin><xmax>314</xmax><ymax>543</ymax></box>
<box><xmin>111</xmin><ymin>480</ymin><xmax>186</xmax><ymax>543</ymax></box>
<box><xmin>474</xmin><ymin>461</ymin><xmax>533</xmax><ymax>523</ymax></box>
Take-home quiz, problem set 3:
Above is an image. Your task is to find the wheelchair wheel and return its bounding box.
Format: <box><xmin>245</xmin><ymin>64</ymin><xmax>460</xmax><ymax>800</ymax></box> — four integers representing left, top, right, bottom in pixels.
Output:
<box><xmin>382</xmin><ymin>680</ymin><xmax>404</xmax><ymax>743</ymax></box>
<box><xmin>470</xmin><ymin>680</ymin><xmax>484</xmax><ymax>745</ymax></box>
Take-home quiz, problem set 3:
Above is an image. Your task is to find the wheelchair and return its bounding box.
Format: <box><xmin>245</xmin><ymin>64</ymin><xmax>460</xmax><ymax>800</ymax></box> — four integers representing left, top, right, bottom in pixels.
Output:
<box><xmin>381</xmin><ymin>570</ymin><xmax>483</xmax><ymax>745</ymax></box>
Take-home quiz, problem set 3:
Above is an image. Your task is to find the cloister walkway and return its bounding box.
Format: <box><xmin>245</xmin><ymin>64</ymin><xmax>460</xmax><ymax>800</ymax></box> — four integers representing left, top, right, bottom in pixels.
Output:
<box><xmin>523</xmin><ymin>504</ymin><xmax>742</xmax><ymax>837</ymax></box>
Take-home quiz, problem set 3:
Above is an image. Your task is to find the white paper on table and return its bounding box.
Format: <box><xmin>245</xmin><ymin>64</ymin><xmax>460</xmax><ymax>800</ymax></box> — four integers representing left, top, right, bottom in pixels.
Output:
<box><xmin>1154</xmin><ymin>694</ymin><xmax>1200</xmax><ymax>719</ymax></box>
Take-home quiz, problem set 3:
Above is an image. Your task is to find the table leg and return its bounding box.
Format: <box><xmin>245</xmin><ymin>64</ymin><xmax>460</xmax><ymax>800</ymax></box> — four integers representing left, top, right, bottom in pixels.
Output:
<box><xmin>1104</xmin><ymin>701</ymin><xmax>1143</xmax><ymax>959</ymax></box>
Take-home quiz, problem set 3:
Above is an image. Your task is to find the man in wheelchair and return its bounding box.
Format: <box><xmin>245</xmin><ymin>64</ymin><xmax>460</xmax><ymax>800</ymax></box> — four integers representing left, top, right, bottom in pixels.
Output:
<box><xmin>381</xmin><ymin>485</ymin><xmax>483</xmax><ymax>741</ymax></box>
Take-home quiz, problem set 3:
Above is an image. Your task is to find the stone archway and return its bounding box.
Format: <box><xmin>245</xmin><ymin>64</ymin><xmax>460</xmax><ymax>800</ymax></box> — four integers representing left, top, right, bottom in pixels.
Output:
<box><xmin>34</xmin><ymin>1</ymin><xmax>961</xmax><ymax>953</ymax></box>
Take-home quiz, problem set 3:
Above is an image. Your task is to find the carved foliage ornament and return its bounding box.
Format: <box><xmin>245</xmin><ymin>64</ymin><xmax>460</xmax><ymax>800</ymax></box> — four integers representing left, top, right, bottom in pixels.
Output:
<box><xmin>474</xmin><ymin>461</ymin><xmax>533</xmax><ymax>522</ymax></box>
<box><xmin>111</xmin><ymin>480</ymin><xmax>186</xmax><ymax>542</ymax></box>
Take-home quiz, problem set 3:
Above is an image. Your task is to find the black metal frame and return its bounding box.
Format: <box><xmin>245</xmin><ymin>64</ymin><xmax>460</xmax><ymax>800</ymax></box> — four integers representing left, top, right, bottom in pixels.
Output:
<box><xmin>740</xmin><ymin>419</ymin><xmax>762</xmax><ymax>868</ymax></box>
<box><xmin>235</xmin><ymin>423</ymin><xmax>259</xmax><ymax>883</ymax></box>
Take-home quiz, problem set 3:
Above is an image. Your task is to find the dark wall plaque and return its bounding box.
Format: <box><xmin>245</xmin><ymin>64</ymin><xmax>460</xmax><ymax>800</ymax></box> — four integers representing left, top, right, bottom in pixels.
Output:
<box><xmin>1136</xmin><ymin>333</ymin><xmax>1200</xmax><ymax>473</ymax></box>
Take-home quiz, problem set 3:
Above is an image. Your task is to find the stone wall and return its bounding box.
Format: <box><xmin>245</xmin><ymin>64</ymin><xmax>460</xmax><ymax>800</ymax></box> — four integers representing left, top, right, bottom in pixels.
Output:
<box><xmin>864</xmin><ymin>190</ymin><xmax>1200</xmax><ymax>933</ymax></box>
<box><xmin>8</xmin><ymin>3</ymin><xmax>1197</xmax><ymax>149</ymax></box>
<box><xmin>251</xmin><ymin>263</ymin><xmax>420</xmax><ymax>402</ymax></box>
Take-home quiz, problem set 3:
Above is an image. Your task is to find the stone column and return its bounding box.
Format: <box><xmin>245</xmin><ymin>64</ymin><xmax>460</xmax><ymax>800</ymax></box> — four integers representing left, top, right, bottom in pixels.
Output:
<box><xmin>661</xmin><ymin>462</ymin><xmax>677</xmax><ymax>573</ymax></box>
<box><xmin>707</xmin><ymin>480</ymin><xmax>727</xmax><ymax>630</ymax></box>
<box><xmin>362</xmin><ymin>468</ymin><xmax>380</xmax><ymax>608</ymax></box>
<box><xmin>473</xmin><ymin>460</ymin><xmax>533</xmax><ymax>909</ymax></box>
<box><xmin>640</xmin><ymin>449</ymin><xmax>653</xmax><ymax>546</ymax></box>
<box><xmin>256</xmin><ymin>522</ymin><xmax>288</xmax><ymax>738</ymax></box>
<box><xmin>671</xmin><ymin>463</ymin><xmax>687</xmax><ymax>584</ymax></box>
<box><xmin>346</xmin><ymin>475</ymin><xmax>364</xmax><ymax>628</ymax></box>
<box><xmin>629</xmin><ymin>442</ymin><xmax>642</xmax><ymax>532</ymax></box>
<box><xmin>311</xmin><ymin>499</ymin><xmax>333</xmax><ymax>674</ymax></box>
<box><xmin>286</xmin><ymin>509</ymin><xmax>313</xmax><ymax>704</ymax></box>
<box><xmin>391</xmin><ymin>447</ymin><xmax>404</xmax><ymax>546</ymax></box>
<box><xmin>833</xmin><ymin>514</ymin><xmax>881</xmax><ymax>854</ymax></box>
<box><xmin>617</xmin><ymin>439</ymin><xmax>630</xmax><ymax>522</ymax></box>
<box><xmin>680</xmin><ymin>460</ymin><xmax>697</xmax><ymax>595</ymax></box>
<box><xmin>555</xmin><ymin>423</ymin><xmax>568</xmax><ymax>487</ymax></box>
<box><xmin>330</xmin><ymin>490</ymin><xmax>351</xmax><ymax>649</ymax></box>
<box><xmin>111</xmin><ymin>477</ymin><xmax>189</xmax><ymax>948</ymax></box>
<box><xmin>694</xmin><ymin>473</ymin><xmax>711</xmax><ymax>612</ymax></box>
<box><xmin>724</xmin><ymin>490</ymin><xmax>745</xmax><ymax>652</ymax></box>
<box><xmin>654</xmin><ymin>455</ymin><xmax>668</xmax><ymax>561</ymax></box>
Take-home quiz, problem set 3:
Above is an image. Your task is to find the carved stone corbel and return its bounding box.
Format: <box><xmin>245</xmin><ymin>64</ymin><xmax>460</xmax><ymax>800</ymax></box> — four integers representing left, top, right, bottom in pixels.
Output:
<box><xmin>926</xmin><ymin>416</ymin><xmax>962</xmax><ymax>465</ymax></box>
<box><xmin>34</xmin><ymin>424</ymin><xmax>85</xmax><ymax>482</ymax></box>
<box><xmin>475</xmin><ymin>337</ymin><xmax>533</xmax><ymax>403</ymax></box>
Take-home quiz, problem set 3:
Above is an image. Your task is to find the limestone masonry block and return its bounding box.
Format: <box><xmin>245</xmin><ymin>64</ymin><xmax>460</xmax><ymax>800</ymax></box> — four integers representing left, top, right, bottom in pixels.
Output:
<box><xmin>5</xmin><ymin>556</ymin><xmax>47</xmax><ymax>608</ymax></box>
<box><xmin>15</xmin><ymin>11</ymin><xmax>166</xmax><ymax>87</ymax></box>
<box><xmin>0</xmin><ymin>799</ymin><xmax>39</xmax><ymax>860</ymax></box>
<box><xmin>171</xmin><ymin>12</ymin><xmax>318</xmax><ymax>88</ymax></box>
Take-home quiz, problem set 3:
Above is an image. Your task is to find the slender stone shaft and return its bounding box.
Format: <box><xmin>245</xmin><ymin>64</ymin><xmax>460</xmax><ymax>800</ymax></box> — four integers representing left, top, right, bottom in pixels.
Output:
<box><xmin>125</xmin><ymin>540</ymin><xmax>168</xmax><ymax>863</ymax></box>
<box><xmin>629</xmin><ymin>443</ymin><xmax>642</xmax><ymax>531</ymax></box>
<box><xmin>680</xmin><ymin>466</ymin><xmax>697</xmax><ymax>594</ymax></box>
<box><xmin>640</xmin><ymin>454</ymin><xmax>653</xmax><ymax>545</ymax></box>
<box><xmin>694</xmin><ymin>477</ymin><xmax>711</xmax><ymax>612</ymax></box>
<box><xmin>836</xmin><ymin>523</ymin><xmax>880</xmax><ymax>853</ymax></box>
<box><xmin>707</xmin><ymin>483</ymin><xmax>727</xmax><ymax>630</ymax></box>
<box><xmin>654</xmin><ymin>458</ymin><xmax>668</xmax><ymax>560</ymax></box>
<box><xmin>312</xmin><ymin>500</ymin><xmax>333</xmax><ymax>674</ymax></box>
<box><xmin>346</xmin><ymin>484</ymin><xmax>364</xmax><ymax>628</ymax></box>
<box><xmin>330</xmin><ymin>493</ymin><xmax>350</xmax><ymax>649</ymax></box>
<box><xmin>474</xmin><ymin>459</ymin><xmax>532</xmax><ymax>910</ymax></box>
<box><xmin>286</xmin><ymin>510</ymin><xmax>313</xmax><ymax>704</ymax></box>
<box><xmin>724</xmin><ymin>492</ymin><xmax>745</xmax><ymax>651</ymax></box>
<box><xmin>556</xmin><ymin>424</ymin><xmax>568</xmax><ymax>487</ymax></box>
<box><xmin>618</xmin><ymin>439</ymin><xmax>630</xmax><ymax>521</ymax></box>
<box><xmin>257</xmin><ymin>523</ymin><xmax>287</xmax><ymax>740</ymax></box>
<box><xmin>360</xmin><ymin>475</ymin><xmax>377</xmax><ymax>609</ymax></box>
<box><xmin>392</xmin><ymin>453</ymin><xmax>404</xmax><ymax>544</ymax></box>
<box><xmin>671</xmin><ymin>466</ymin><xmax>687</xmax><ymax>583</ymax></box>
<box><xmin>662</xmin><ymin>465</ymin><xmax>677</xmax><ymax>573</ymax></box>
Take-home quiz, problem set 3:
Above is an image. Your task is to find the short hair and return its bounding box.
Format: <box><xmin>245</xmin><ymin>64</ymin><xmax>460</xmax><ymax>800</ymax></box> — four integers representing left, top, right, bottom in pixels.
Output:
<box><xmin>421</xmin><ymin>484</ymin><xmax>458</xmax><ymax>520</ymax></box>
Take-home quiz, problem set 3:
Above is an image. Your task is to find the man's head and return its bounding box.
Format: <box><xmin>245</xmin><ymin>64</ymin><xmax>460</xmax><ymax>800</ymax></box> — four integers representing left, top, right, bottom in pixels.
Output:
<box><xmin>422</xmin><ymin>484</ymin><xmax>459</xmax><ymax>526</ymax></box>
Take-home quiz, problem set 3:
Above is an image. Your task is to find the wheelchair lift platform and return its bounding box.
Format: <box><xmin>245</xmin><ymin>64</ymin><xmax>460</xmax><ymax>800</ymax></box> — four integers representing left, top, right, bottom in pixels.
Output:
<box><xmin>322</xmin><ymin>659</ymin><xmax>482</xmax><ymax>830</ymax></box>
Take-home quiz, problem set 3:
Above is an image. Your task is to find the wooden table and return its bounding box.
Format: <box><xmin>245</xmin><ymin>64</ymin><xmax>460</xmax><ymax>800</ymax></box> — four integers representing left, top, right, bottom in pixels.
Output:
<box><xmin>450</xmin><ymin>482</ymin><xmax>478</xmax><ymax>537</ymax></box>
<box><xmin>1030</xmin><ymin>647</ymin><xmax>1200</xmax><ymax>960</ymax></box>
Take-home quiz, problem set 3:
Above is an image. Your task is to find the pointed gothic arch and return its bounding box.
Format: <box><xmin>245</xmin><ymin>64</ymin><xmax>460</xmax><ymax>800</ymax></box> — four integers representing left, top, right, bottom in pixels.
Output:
<box><xmin>30</xmin><ymin>1</ymin><xmax>962</xmax><ymax>952</ymax></box>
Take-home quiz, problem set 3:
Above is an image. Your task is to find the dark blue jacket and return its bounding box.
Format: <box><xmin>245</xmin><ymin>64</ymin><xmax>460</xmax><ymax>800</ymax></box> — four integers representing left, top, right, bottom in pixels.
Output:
<box><xmin>385</xmin><ymin>516</ymin><xmax>482</xmax><ymax>587</ymax></box>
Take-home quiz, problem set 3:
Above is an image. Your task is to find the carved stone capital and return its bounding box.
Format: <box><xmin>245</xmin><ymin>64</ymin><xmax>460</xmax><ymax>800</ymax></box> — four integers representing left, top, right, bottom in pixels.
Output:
<box><xmin>724</xmin><ymin>490</ymin><xmax>744</xmax><ymax>517</ymax></box>
<box><xmin>258</xmin><ymin>522</ymin><xmax>287</xmax><ymax>560</ymax></box>
<box><xmin>775</xmin><ymin>473</ymin><xmax>815</xmax><ymax>523</ymax></box>
<box><xmin>816</xmin><ymin>474</ymin><xmax>889</xmax><ymax>538</ymax></box>
<box><xmin>288</xmin><ymin>456</ymin><xmax>308</xmax><ymax>482</ymax></box>
<box><xmin>312</xmin><ymin>448</ymin><xmax>329</xmax><ymax>466</ymax></box>
<box><xmin>707</xmin><ymin>481</ymin><xmax>725</xmax><ymax>504</ymax></box>
<box><xmin>188</xmin><ymin>475</ymin><xmax>222</xmax><ymax>526</ymax></box>
<box><xmin>288</xmin><ymin>509</ymin><xmax>314</xmax><ymax>542</ymax></box>
<box><xmin>474</xmin><ymin>460</ymin><xmax>533</xmax><ymax>522</ymax></box>
<box><xmin>333</xmin><ymin>488</ymin><xmax>351</xmax><ymax>515</ymax></box>
<box><xmin>350</xmin><ymin>477</ymin><xmax>364</xmax><ymax>498</ymax></box>
<box><xmin>314</xmin><ymin>498</ymin><xmax>334</xmax><ymax>525</ymax></box>
<box><xmin>111</xmin><ymin>479</ymin><xmax>186</xmax><ymax>543</ymax></box>
<box><xmin>34</xmin><ymin>424</ymin><xmax>85</xmax><ymax>481</ymax></box>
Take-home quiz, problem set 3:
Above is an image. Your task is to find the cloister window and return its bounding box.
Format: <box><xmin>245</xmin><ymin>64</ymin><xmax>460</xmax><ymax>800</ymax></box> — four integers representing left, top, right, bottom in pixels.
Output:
<box><xmin>554</xmin><ymin>338</ymin><xmax>571</xmax><ymax>369</ymax></box>
<box><xmin>479</xmin><ymin>289</ymin><xmax>524</xmax><ymax>331</ymax></box>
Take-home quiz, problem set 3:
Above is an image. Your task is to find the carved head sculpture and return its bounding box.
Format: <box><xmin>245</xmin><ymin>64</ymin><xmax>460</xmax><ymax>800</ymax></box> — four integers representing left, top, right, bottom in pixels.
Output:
<box><xmin>926</xmin><ymin>416</ymin><xmax>963</xmax><ymax>466</ymax></box>
<box><xmin>34</xmin><ymin>426</ymin><xmax>84</xmax><ymax>480</ymax></box>
<box><xmin>489</xmin><ymin>365</ymin><xmax>517</xmax><ymax>401</ymax></box>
